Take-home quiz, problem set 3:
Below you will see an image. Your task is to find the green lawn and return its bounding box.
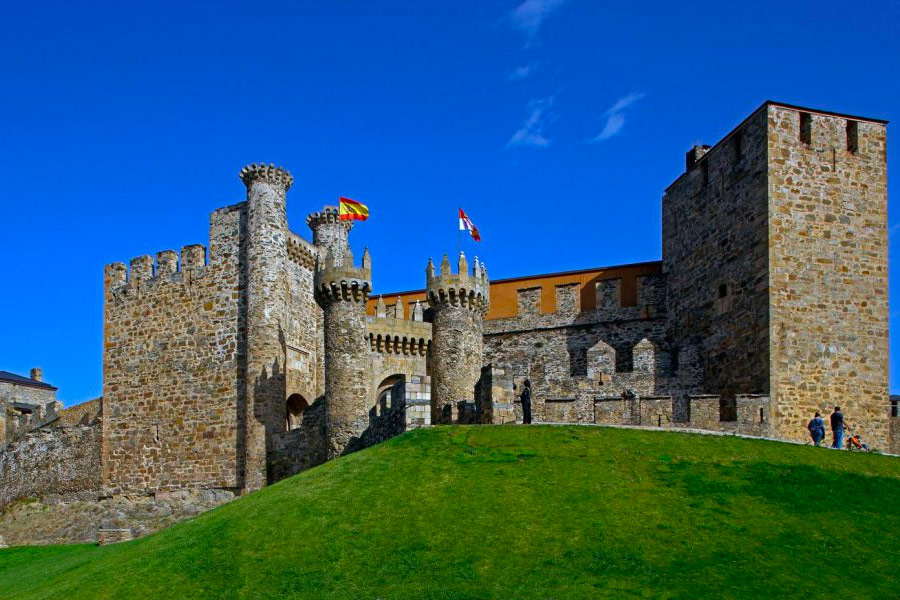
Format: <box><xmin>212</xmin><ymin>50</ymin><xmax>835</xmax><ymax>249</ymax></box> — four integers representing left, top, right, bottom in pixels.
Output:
<box><xmin>1</xmin><ymin>426</ymin><xmax>898</xmax><ymax>599</ymax></box>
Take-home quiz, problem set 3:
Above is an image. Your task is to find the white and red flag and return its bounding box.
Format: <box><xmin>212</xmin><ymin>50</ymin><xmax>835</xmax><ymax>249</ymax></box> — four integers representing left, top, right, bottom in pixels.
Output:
<box><xmin>459</xmin><ymin>208</ymin><xmax>481</xmax><ymax>242</ymax></box>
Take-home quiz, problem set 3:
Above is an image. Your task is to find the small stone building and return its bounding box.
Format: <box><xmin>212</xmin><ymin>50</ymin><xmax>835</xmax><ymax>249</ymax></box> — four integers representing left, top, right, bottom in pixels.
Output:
<box><xmin>0</xmin><ymin>368</ymin><xmax>61</xmax><ymax>447</ymax></box>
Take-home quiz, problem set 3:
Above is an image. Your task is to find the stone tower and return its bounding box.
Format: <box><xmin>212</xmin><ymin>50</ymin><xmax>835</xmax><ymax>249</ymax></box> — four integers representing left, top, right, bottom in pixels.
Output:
<box><xmin>663</xmin><ymin>102</ymin><xmax>888</xmax><ymax>447</ymax></box>
<box><xmin>240</xmin><ymin>163</ymin><xmax>293</xmax><ymax>491</ymax></box>
<box><xmin>309</xmin><ymin>208</ymin><xmax>372</xmax><ymax>458</ymax></box>
<box><xmin>426</xmin><ymin>252</ymin><xmax>489</xmax><ymax>424</ymax></box>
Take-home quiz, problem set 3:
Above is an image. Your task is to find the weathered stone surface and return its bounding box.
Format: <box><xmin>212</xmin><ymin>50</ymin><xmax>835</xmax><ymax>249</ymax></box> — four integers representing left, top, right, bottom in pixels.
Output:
<box><xmin>663</xmin><ymin>103</ymin><xmax>889</xmax><ymax>448</ymax></box>
<box><xmin>103</xmin><ymin>204</ymin><xmax>245</xmax><ymax>495</ymax></box>
<box><xmin>314</xmin><ymin>242</ymin><xmax>372</xmax><ymax>458</ymax></box>
<box><xmin>0</xmin><ymin>424</ymin><xmax>100</xmax><ymax>510</ymax></box>
<box><xmin>427</xmin><ymin>253</ymin><xmax>489</xmax><ymax>424</ymax></box>
<box><xmin>0</xmin><ymin>488</ymin><xmax>234</xmax><ymax>546</ymax></box>
<box><xmin>766</xmin><ymin>107</ymin><xmax>888</xmax><ymax>446</ymax></box>
<box><xmin>1</xmin><ymin>370</ymin><xmax>60</xmax><ymax>447</ymax></box>
<box><xmin>97</xmin><ymin>528</ymin><xmax>133</xmax><ymax>545</ymax></box>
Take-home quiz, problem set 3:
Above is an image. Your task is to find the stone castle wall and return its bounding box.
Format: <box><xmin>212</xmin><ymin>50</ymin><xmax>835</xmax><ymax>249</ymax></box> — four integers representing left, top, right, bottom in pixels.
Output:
<box><xmin>766</xmin><ymin>106</ymin><xmax>889</xmax><ymax>446</ymax></box>
<box><xmin>367</xmin><ymin>314</ymin><xmax>431</xmax><ymax>412</ymax></box>
<box><xmin>1</xmin><ymin>424</ymin><xmax>101</xmax><ymax>510</ymax></box>
<box><xmin>102</xmin><ymin>202</ymin><xmax>246</xmax><ymax>495</ymax></box>
<box><xmin>662</xmin><ymin>106</ymin><xmax>771</xmax><ymax>398</ymax></box>
<box><xmin>56</xmin><ymin>398</ymin><xmax>102</xmax><ymax>427</ymax></box>
<box><xmin>482</xmin><ymin>274</ymin><xmax>703</xmax><ymax>423</ymax></box>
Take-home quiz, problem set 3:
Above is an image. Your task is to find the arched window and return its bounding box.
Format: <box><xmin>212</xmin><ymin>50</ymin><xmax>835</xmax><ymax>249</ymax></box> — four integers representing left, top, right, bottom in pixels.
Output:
<box><xmin>285</xmin><ymin>394</ymin><xmax>309</xmax><ymax>431</ymax></box>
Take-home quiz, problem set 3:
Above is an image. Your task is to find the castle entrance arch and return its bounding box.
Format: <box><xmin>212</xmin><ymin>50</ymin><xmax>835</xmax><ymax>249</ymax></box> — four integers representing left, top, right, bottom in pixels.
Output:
<box><xmin>374</xmin><ymin>374</ymin><xmax>405</xmax><ymax>417</ymax></box>
<box><xmin>285</xmin><ymin>394</ymin><xmax>309</xmax><ymax>431</ymax></box>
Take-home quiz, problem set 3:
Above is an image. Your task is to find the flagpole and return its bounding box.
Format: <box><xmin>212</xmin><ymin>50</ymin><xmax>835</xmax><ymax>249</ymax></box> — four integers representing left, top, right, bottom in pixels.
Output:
<box><xmin>457</xmin><ymin>210</ymin><xmax>461</xmax><ymax>257</ymax></box>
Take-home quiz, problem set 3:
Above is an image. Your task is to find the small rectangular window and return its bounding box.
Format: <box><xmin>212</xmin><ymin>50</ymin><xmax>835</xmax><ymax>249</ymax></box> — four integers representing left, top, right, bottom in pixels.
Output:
<box><xmin>732</xmin><ymin>132</ymin><xmax>742</xmax><ymax>160</ymax></box>
<box><xmin>799</xmin><ymin>112</ymin><xmax>812</xmax><ymax>145</ymax></box>
<box><xmin>701</xmin><ymin>160</ymin><xmax>709</xmax><ymax>186</ymax></box>
<box><xmin>718</xmin><ymin>283</ymin><xmax>728</xmax><ymax>298</ymax></box>
<box><xmin>846</xmin><ymin>120</ymin><xmax>859</xmax><ymax>153</ymax></box>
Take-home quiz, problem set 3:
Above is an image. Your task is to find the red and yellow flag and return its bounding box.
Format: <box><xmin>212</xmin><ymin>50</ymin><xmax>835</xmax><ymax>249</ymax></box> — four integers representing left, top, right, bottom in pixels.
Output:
<box><xmin>339</xmin><ymin>197</ymin><xmax>369</xmax><ymax>221</ymax></box>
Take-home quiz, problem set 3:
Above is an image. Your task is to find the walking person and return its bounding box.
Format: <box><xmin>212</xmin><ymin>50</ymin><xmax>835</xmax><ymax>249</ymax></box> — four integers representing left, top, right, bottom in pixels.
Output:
<box><xmin>807</xmin><ymin>411</ymin><xmax>825</xmax><ymax>446</ymax></box>
<box><xmin>520</xmin><ymin>379</ymin><xmax>532</xmax><ymax>424</ymax></box>
<box><xmin>830</xmin><ymin>406</ymin><xmax>847</xmax><ymax>449</ymax></box>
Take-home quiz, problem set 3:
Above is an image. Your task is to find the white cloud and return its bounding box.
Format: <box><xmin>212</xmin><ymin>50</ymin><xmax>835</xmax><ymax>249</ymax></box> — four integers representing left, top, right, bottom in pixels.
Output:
<box><xmin>507</xmin><ymin>64</ymin><xmax>534</xmax><ymax>82</ymax></box>
<box><xmin>593</xmin><ymin>113</ymin><xmax>625</xmax><ymax>141</ymax></box>
<box><xmin>589</xmin><ymin>92</ymin><xmax>646</xmax><ymax>143</ymax></box>
<box><xmin>604</xmin><ymin>92</ymin><xmax>646</xmax><ymax>116</ymax></box>
<box><xmin>509</xmin><ymin>0</ymin><xmax>567</xmax><ymax>40</ymax></box>
<box><xmin>507</xmin><ymin>97</ymin><xmax>553</xmax><ymax>148</ymax></box>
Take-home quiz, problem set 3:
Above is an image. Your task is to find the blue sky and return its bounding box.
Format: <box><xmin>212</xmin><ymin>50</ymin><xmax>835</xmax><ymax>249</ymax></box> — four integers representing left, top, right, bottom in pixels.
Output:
<box><xmin>1</xmin><ymin>0</ymin><xmax>897</xmax><ymax>404</ymax></box>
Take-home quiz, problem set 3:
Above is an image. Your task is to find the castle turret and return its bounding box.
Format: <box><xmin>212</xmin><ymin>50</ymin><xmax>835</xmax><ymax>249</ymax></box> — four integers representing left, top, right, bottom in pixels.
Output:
<box><xmin>426</xmin><ymin>252</ymin><xmax>489</xmax><ymax>423</ymax></box>
<box><xmin>312</xmin><ymin>210</ymin><xmax>372</xmax><ymax>458</ymax></box>
<box><xmin>240</xmin><ymin>163</ymin><xmax>293</xmax><ymax>491</ymax></box>
<box><xmin>306</xmin><ymin>206</ymin><xmax>352</xmax><ymax>267</ymax></box>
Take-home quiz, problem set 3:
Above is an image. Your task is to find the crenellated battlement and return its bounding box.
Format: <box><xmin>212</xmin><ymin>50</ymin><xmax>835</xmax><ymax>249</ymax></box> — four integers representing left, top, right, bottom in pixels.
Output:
<box><xmin>239</xmin><ymin>163</ymin><xmax>293</xmax><ymax>190</ymax></box>
<box><xmin>314</xmin><ymin>247</ymin><xmax>372</xmax><ymax>306</ymax></box>
<box><xmin>104</xmin><ymin>244</ymin><xmax>208</xmax><ymax>292</ymax></box>
<box><xmin>287</xmin><ymin>233</ymin><xmax>317</xmax><ymax>269</ymax></box>
<box><xmin>425</xmin><ymin>252</ymin><xmax>489</xmax><ymax>313</ymax></box>
<box><xmin>306</xmin><ymin>205</ymin><xmax>352</xmax><ymax>231</ymax></box>
<box><xmin>366</xmin><ymin>316</ymin><xmax>432</xmax><ymax>356</ymax></box>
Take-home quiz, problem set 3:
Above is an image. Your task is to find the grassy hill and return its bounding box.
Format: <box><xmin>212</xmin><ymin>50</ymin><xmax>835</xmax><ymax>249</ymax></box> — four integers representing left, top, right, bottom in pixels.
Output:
<box><xmin>1</xmin><ymin>425</ymin><xmax>899</xmax><ymax>599</ymax></box>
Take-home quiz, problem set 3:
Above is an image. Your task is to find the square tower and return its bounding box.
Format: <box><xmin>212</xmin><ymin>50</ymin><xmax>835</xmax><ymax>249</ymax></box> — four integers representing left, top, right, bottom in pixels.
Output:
<box><xmin>663</xmin><ymin>101</ymin><xmax>889</xmax><ymax>446</ymax></box>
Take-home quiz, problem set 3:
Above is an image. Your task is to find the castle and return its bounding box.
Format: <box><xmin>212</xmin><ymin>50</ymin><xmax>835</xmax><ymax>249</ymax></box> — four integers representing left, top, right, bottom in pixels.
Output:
<box><xmin>1</xmin><ymin>100</ymin><xmax>893</xmax><ymax>512</ymax></box>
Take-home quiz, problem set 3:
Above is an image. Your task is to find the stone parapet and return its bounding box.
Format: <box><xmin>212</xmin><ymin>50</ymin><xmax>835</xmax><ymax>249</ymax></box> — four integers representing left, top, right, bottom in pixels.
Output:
<box><xmin>307</xmin><ymin>206</ymin><xmax>353</xmax><ymax>266</ymax></box>
<box><xmin>239</xmin><ymin>162</ymin><xmax>294</xmax><ymax>190</ymax></box>
<box><xmin>314</xmin><ymin>268</ymin><xmax>372</xmax><ymax>305</ymax></box>
<box><xmin>426</xmin><ymin>253</ymin><xmax>489</xmax><ymax>313</ymax></box>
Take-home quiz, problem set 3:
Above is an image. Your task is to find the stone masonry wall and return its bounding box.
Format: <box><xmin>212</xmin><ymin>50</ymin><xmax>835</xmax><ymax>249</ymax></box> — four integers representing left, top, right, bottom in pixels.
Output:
<box><xmin>662</xmin><ymin>106</ymin><xmax>771</xmax><ymax>398</ymax></box>
<box><xmin>483</xmin><ymin>274</ymin><xmax>702</xmax><ymax>424</ymax></box>
<box><xmin>766</xmin><ymin>106</ymin><xmax>890</xmax><ymax>447</ymax></box>
<box><xmin>102</xmin><ymin>202</ymin><xmax>245</xmax><ymax>495</ymax></box>
<box><xmin>367</xmin><ymin>314</ymin><xmax>431</xmax><ymax>415</ymax></box>
<box><xmin>285</xmin><ymin>233</ymin><xmax>322</xmax><ymax>410</ymax></box>
<box><xmin>322</xmin><ymin>296</ymin><xmax>370</xmax><ymax>455</ymax></box>
<box><xmin>1</xmin><ymin>424</ymin><xmax>101</xmax><ymax>510</ymax></box>
<box><xmin>0</xmin><ymin>381</ymin><xmax>57</xmax><ymax>409</ymax></box>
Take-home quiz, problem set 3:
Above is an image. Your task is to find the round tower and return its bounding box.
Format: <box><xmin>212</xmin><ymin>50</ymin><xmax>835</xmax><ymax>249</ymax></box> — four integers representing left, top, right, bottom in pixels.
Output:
<box><xmin>311</xmin><ymin>212</ymin><xmax>372</xmax><ymax>458</ymax></box>
<box><xmin>240</xmin><ymin>162</ymin><xmax>293</xmax><ymax>491</ymax></box>
<box><xmin>306</xmin><ymin>206</ymin><xmax>352</xmax><ymax>267</ymax></box>
<box><xmin>426</xmin><ymin>252</ymin><xmax>489</xmax><ymax>424</ymax></box>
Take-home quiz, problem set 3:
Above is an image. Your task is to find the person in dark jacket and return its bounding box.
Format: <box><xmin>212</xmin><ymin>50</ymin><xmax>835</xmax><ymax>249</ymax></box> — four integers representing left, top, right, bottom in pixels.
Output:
<box><xmin>830</xmin><ymin>406</ymin><xmax>847</xmax><ymax>449</ymax></box>
<box><xmin>807</xmin><ymin>411</ymin><xmax>825</xmax><ymax>446</ymax></box>
<box><xmin>520</xmin><ymin>379</ymin><xmax>532</xmax><ymax>424</ymax></box>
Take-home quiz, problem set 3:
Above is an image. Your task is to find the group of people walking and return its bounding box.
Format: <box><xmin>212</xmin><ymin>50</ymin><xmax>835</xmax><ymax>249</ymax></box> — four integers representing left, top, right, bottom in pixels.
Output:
<box><xmin>807</xmin><ymin>406</ymin><xmax>864</xmax><ymax>450</ymax></box>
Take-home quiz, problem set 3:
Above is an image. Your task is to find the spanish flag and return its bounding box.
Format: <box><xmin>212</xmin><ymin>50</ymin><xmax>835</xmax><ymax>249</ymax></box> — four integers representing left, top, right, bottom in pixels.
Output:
<box><xmin>339</xmin><ymin>197</ymin><xmax>369</xmax><ymax>222</ymax></box>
